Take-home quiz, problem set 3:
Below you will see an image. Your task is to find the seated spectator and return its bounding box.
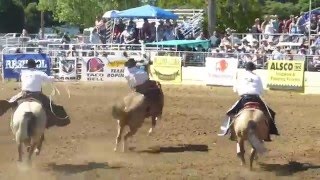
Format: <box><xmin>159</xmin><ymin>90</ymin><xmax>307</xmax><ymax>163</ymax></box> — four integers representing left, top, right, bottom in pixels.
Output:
<box><xmin>90</xmin><ymin>28</ymin><xmax>100</xmax><ymax>44</ymax></box>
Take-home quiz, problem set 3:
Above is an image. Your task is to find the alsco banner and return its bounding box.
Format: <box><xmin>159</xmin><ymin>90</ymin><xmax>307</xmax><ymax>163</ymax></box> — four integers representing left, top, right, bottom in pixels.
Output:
<box><xmin>151</xmin><ymin>56</ymin><xmax>182</xmax><ymax>83</ymax></box>
<box><xmin>267</xmin><ymin>60</ymin><xmax>304</xmax><ymax>89</ymax></box>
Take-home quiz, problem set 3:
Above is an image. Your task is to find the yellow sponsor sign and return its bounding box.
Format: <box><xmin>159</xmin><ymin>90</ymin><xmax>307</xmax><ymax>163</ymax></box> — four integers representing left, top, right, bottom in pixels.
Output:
<box><xmin>150</xmin><ymin>56</ymin><xmax>182</xmax><ymax>83</ymax></box>
<box><xmin>267</xmin><ymin>60</ymin><xmax>304</xmax><ymax>89</ymax></box>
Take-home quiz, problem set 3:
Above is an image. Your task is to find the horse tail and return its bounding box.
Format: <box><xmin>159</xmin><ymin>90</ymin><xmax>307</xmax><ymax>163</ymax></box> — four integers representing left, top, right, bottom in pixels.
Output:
<box><xmin>25</xmin><ymin>112</ymin><xmax>36</xmax><ymax>137</ymax></box>
<box><xmin>112</xmin><ymin>104</ymin><xmax>126</xmax><ymax>120</ymax></box>
<box><xmin>247</xmin><ymin>120</ymin><xmax>266</xmax><ymax>155</ymax></box>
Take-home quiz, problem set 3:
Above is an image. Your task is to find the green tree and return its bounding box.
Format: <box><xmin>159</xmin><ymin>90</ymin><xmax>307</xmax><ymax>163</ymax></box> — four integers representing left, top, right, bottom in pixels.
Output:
<box><xmin>38</xmin><ymin>0</ymin><xmax>140</xmax><ymax>28</ymax></box>
<box><xmin>263</xmin><ymin>0</ymin><xmax>300</xmax><ymax>19</ymax></box>
<box><xmin>298</xmin><ymin>0</ymin><xmax>320</xmax><ymax>12</ymax></box>
<box><xmin>24</xmin><ymin>2</ymin><xmax>40</xmax><ymax>33</ymax></box>
<box><xmin>215</xmin><ymin>0</ymin><xmax>263</xmax><ymax>32</ymax></box>
<box><xmin>0</xmin><ymin>0</ymin><xmax>12</xmax><ymax>12</ymax></box>
<box><xmin>156</xmin><ymin>0</ymin><xmax>204</xmax><ymax>9</ymax></box>
<box><xmin>0</xmin><ymin>0</ymin><xmax>25</xmax><ymax>32</ymax></box>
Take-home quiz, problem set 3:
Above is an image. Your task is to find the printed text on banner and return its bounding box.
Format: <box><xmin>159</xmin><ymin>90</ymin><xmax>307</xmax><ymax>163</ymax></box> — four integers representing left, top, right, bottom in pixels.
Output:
<box><xmin>267</xmin><ymin>60</ymin><xmax>304</xmax><ymax>89</ymax></box>
<box><xmin>81</xmin><ymin>56</ymin><xmax>127</xmax><ymax>81</ymax></box>
<box><xmin>150</xmin><ymin>56</ymin><xmax>182</xmax><ymax>83</ymax></box>
<box><xmin>58</xmin><ymin>57</ymin><xmax>77</xmax><ymax>81</ymax></box>
<box><xmin>205</xmin><ymin>57</ymin><xmax>238</xmax><ymax>86</ymax></box>
<box><xmin>2</xmin><ymin>53</ymin><xmax>51</xmax><ymax>79</ymax></box>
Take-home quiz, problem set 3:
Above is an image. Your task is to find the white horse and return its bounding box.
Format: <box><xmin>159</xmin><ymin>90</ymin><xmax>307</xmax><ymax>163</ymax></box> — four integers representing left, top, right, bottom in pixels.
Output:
<box><xmin>11</xmin><ymin>100</ymin><xmax>47</xmax><ymax>164</ymax></box>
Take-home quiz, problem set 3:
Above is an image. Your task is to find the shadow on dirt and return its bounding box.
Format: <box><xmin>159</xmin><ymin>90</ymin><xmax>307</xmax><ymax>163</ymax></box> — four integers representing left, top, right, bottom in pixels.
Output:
<box><xmin>259</xmin><ymin>161</ymin><xmax>320</xmax><ymax>176</ymax></box>
<box><xmin>46</xmin><ymin>162</ymin><xmax>121</xmax><ymax>174</ymax></box>
<box><xmin>139</xmin><ymin>144</ymin><xmax>209</xmax><ymax>154</ymax></box>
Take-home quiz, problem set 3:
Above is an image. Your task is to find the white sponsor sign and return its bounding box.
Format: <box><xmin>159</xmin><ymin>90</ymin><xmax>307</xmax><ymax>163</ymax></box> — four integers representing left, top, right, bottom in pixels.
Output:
<box><xmin>58</xmin><ymin>57</ymin><xmax>77</xmax><ymax>81</ymax></box>
<box><xmin>81</xmin><ymin>56</ymin><xmax>127</xmax><ymax>82</ymax></box>
<box><xmin>205</xmin><ymin>57</ymin><xmax>238</xmax><ymax>86</ymax></box>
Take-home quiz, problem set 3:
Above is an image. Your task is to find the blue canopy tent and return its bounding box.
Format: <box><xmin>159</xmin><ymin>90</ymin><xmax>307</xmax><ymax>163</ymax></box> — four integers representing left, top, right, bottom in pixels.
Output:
<box><xmin>302</xmin><ymin>8</ymin><xmax>320</xmax><ymax>24</ymax></box>
<box><xmin>115</xmin><ymin>5</ymin><xmax>178</xmax><ymax>20</ymax></box>
<box><xmin>112</xmin><ymin>5</ymin><xmax>178</xmax><ymax>43</ymax></box>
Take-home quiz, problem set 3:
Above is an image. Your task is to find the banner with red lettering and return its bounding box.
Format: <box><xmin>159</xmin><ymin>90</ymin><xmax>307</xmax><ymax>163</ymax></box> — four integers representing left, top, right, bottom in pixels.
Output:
<box><xmin>80</xmin><ymin>56</ymin><xmax>127</xmax><ymax>82</ymax></box>
<box><xmin>205</xmin><ymin>57</ymin><xmax>239</xmax><ymax>86</ymax></box>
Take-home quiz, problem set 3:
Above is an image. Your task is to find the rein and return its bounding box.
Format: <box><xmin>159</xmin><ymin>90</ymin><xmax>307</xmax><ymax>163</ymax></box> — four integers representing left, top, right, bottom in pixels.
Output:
<box><xmin>49</xmin><ymin>83</ymin><xmax>70</xmax><ymax>120</ymax></box>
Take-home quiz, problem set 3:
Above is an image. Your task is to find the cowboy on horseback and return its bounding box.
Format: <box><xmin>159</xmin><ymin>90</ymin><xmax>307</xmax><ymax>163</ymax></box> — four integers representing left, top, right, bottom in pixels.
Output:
<box><xmin>0</xmin><ymin>59</ymin><xmax>69</xmax><ymax>128</ymax></box>
<box><xmin>218</xmin><ymin>62</ymin><xmax>279</xmax><ymax>141</ymax></box>
<box><xmin>124</xmin><ymin>58</ymin><xmax>163</xmax><ymax>114</ymax></box>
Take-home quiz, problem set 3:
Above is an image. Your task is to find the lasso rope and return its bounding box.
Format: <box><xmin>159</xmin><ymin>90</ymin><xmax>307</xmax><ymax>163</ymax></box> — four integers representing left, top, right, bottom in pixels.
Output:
<box><xmin>49</xmin><ymin>82</ymin><xmax>70</xmax><ymax>120</ymax></box>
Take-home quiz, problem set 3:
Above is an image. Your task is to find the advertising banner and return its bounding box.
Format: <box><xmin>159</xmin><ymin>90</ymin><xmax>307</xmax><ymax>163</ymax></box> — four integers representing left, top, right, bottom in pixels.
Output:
<box><xmin>267</xmin><ymin>60</ymin><xmax>305</xmax><ymax>89</ymax></box>
<box><xmin>2</xmin><ymin>53</ymin><xmax>51</xmax><ymax>79</ymax></box>
<box><xmin>150</xmin><ymin>56</ymin><xmax>182</xmax><ymax>83</ymax></box>
<box><xmin>58</xmin><ymin>57</ymin><xmax>77</xmax><ymax>80</ymax></box>
<box><xmin>205</xmin><ymin>57</ymin><xmax>238</xmax><ymax>86</ymax></box>
<box><xmin>81</xmin><ymin>56</ymin><xmax>127</xmax><ymax>81</ymax></box>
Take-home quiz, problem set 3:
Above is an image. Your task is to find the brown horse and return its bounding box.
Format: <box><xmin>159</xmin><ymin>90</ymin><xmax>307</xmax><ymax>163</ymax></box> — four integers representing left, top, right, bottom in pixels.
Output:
<box><xmin>232</xmin><ymin>102</ymin><xmax>269</xmax><ymax>170</ymax></box>
<box><xmin>112</xmin><ymin>82</ymin><xmax>164</xmax><ymax>152</ymax></box>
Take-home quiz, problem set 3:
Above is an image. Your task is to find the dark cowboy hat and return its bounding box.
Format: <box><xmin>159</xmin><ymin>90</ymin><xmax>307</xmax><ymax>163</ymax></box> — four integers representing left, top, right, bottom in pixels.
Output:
<box><xmin>245</xmin><ymin>61</ymin><xmax>256</xmax><ymax>71</ymax></box>
<box><xmin>25</xmin><ymin>59</ymin><xmax>40</xmax><ymax>68</ymax></box>
<box><xmin>124</xmin><ymin>58</ymin><xmax>136</xmax><ymax>68</ymax></box>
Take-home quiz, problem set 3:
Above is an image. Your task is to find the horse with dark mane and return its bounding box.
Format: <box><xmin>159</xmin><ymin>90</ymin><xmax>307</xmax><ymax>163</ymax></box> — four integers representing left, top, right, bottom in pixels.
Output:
<box><xmin>112</xmin><ymin>81</ymin><xmax>164</xmax><ymax>152</ymax></box>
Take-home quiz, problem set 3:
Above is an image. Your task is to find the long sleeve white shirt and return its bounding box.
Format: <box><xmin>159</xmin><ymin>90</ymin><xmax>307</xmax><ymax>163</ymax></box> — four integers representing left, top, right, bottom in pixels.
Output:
<box><xmin>20</xmin><ymin>69</ymin><xmax>54</xmax><ymax>92</ymax></box>
<box><xmin>124</xmin><ymin>66</ymin><xmax>149</xmax><ymax>88</ymax></box>
<box><xmin>233</xmin><ymin>70</ymin><xmax>263</xmax><ymax>96</ymax></box>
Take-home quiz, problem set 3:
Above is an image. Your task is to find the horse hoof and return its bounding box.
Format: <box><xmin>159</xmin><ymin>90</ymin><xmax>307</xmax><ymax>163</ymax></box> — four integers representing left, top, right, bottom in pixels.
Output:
<box><xmin>35</xmin><ymin>148</ymin><xmax>40</xmax><ymax>156</ymax></box>
<box><xmin>148</xmin><ymin>128</ymin><xmax>153</xmax><ymax>136</ymax></box>
<box><xmin>113</xmin><ymin>148</ymin><xmax>117</xmax><ymax>152</ymax></box>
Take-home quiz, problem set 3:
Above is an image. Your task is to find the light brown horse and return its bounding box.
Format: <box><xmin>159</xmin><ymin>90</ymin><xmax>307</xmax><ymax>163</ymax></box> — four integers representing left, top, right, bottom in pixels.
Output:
<box><xmin>112</xmin><ymin>83</ymin><xmax>164</xmax><ymax>152</ymax></box>
<box><xmin>233</xmin><ymin>102</ymin><xmax>269</xmax><ymax>170</ymax></box>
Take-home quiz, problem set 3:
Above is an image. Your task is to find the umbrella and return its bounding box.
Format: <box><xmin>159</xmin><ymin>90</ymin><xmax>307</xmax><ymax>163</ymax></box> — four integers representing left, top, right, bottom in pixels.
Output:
<box><xmin>102</xmin><ymin>10</ymin><xmax>120</xmax><ymax>19</ymax></box>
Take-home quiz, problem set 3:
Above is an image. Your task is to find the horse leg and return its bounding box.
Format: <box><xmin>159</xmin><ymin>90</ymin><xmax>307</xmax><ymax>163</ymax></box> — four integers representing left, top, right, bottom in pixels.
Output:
<box><xmin>27</xmin><ymin>142</ymin><xmax>36</xmax><ymax>165</ymax></box>
<box><xmin>114</xmin><ymin>120</ymin><xmax>124</xmax><ymax>152</ymax></box>
<box><xmin>123</xmin><ymin>127</ymin><xmax>137</xmax><ymax>152</ymax></box>
<box><xmin>35</xmin><ymin>134</ymin><xmax>44</xmax><ymax>155</ymax></box>
<box><xmin>250</xmin><ymin>148</ymin><xmax>256</xmax><ymax>170</ymax></box>
<box><xmin>17</xmin><ymin>143</ymin><xmax>22</xmax><ymax>162</ymax></box>
<box><xmin>237</xmin><ymin>139</ymin><xmax>246</xmax><ymax>166</ymax></box>
<box><xmin>148</xmin><ymin>116</ymin><xmax>157</xmax><ymax>136</ymax></box>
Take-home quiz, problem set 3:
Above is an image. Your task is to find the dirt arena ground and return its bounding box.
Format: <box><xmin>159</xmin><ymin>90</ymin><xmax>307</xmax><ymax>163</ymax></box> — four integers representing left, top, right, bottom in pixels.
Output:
<box><xmin>0</xmin><ymin>82</ymin><xmax>319</xmax><ymax>180</ymax></box>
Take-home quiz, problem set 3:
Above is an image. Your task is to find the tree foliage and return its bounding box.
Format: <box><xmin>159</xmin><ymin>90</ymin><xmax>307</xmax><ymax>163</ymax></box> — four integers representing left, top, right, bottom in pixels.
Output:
<box><xmin>0</xmin><ymin>0</ymin><xmax>25</xmax><ymax>32</ymax></box>
<box><xmin>0</xmin><ymin>0</ymin><xmax>318</xmax><ymax>33</ymax></box>
<box><xmin>24</xmin><ymin>2</ymin><xmax>40</xmax><ymax>33</ymax></box>
<box><xmin>38</xmin><ymin>0</ymin><xmax>140</xmax><ymax>28</ymax></box>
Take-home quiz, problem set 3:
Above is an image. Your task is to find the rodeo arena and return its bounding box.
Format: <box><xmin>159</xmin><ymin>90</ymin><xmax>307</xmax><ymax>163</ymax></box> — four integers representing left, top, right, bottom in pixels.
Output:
<box><xmin>0</xmin><ymin>4</ymin><xmax>320</xmax><ymax>179</ymax></box>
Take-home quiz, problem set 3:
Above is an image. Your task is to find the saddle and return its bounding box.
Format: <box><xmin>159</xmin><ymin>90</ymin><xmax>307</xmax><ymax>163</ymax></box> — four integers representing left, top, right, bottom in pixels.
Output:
<box><xmin>17</xmin><ymin>97</ymin><xmax>42</xmax><ymax>105</ymax></box>
<box><xmin>135</xmin><ymin>80</ymin><xmax>163</xmax><ymax>118</ymax></box>
<box><xmin>234</xmin><ymin>101</ymin><xmax>264</xmax><ymax>118</ymax></box>
<box><xmin>243</xmin><ymin>102</ymin><xmax>262</xmax><ymax>110</ymax></box>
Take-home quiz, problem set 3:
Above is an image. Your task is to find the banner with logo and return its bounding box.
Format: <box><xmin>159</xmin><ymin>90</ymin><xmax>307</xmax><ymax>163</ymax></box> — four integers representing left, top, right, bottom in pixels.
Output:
<box><xmin>104</xmin><ymin>56</ymin><xmax>127</xmax><ymax>81</ymax></box>
<box><xmin>267</xmin><ymin>60</ymin><xmax>305</xmax><ymax>89</ymax></box>
<box><xmin>150</xmin><ymin>56</ymin><xmax>182</xmax><ymax>83</ymax></box>
<box><xmin>58</xmin><ymin>57</ymin><xmax>77</xmax><ymax>80</ymax></box>
<box><xmin>205</xmin><ymin>57</ymin><xmax>239</xmax><ymax>86</ymax></box>
<box><xmin>2</xmin><ymin>53</ymin><xmax>51</xmax><ymax>79</ymax></box>
<box><xmin>81</xmin><ymin>56</ymin><xmax>127</xmax><ymax>81</ymax></box>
